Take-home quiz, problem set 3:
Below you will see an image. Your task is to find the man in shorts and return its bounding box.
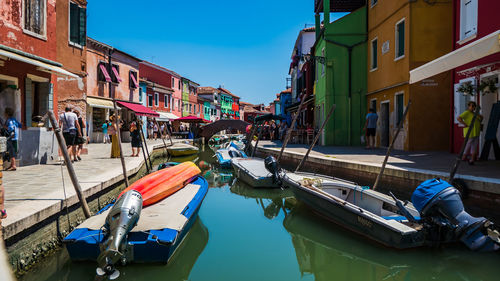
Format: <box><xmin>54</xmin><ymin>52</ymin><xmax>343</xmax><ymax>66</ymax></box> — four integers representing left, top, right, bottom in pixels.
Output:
<box><xmin>457</xmin><ymin>101</ymin><xmax>483</xmax><ymax>165</ymax></box>
<box><xmin>59</xmin><ymin>106</ymin><xmax>82</xmax><ymax>162</ymax></box>
<box><xmin>364</xmin><ymin>108</ymin><xmax>378</xmax><ymax>149</ymax></box>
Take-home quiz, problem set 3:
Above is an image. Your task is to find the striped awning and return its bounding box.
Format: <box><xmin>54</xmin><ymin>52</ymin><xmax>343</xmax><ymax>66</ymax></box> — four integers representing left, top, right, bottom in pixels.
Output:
<box><xmin>87</xmin><ymin>97</ymin><xmax>118</xmax><ymax>110</ymax></box>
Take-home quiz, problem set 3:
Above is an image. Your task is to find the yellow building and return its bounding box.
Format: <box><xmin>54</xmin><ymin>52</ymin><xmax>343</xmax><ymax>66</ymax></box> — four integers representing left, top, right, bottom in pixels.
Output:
<box><xmin>367</xmin><ymin>0</ymin><xmax>453</xmax><ymax>151</ymax></box>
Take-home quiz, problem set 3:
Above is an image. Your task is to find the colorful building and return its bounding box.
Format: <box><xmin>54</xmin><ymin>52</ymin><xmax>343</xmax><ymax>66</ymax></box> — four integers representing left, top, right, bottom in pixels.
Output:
<box><xmin>279</xmin><ymin>88</ymin><xmax>292</xmax><ymax>124</ymax></box>
<box><xmin>86</xmin><ymin>38</ymin><xmax>143</xmax><ymax>142</ymax></box>
<box><xmin>313</xmin><ymin>2</ymin><xmax>367</xmax><ymax>146</ymax></box>
<box><xmin>367</xmin><ymin>0</ymin><xmax>453</xmax><ymax>151</ymax></box>
<box><xmin>0</xmin><ymin>0</ymin><xmax>81</xmax><ymax>165</ymax></box>
<box><xmin>181</xmin><ymin>78</ymin><xmax>199</xmax><ymax>117</ymax></box>
<box><xmin>218</xmin><ymin>87</ymin><xmax>240</xmax><ymax>119</ymax></box>
<box><xmin>198</xmin><ymin>87</ymin><xmax>219</xmax><ymax>122</ymax></box>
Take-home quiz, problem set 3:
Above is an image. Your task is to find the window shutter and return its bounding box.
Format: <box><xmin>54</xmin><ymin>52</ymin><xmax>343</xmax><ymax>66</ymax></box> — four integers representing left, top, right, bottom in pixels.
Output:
<box><xmin>79</xmin><ymin>7</ymin><xmax>87</xmax><ymax>46</ymax></box>
<box><xmin>464</xmin><ymin>0</ymin><xmax>477</xmax><ymax>37</ymax></box>
<box><xmin>398</xmin><ymin>21</ymin><xmax>405</xmax><ymax>57</ymax></box>
<box><xmin>69</xmin><ymin>3</ymin><xmax>79</xmax><ymax>43</ymax></box>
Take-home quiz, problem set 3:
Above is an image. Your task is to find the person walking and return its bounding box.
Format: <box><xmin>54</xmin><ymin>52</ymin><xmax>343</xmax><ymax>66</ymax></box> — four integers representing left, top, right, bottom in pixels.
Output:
<box><xmin>109</xmin><ymin>115</ymin><xmax>121</xmax><ymax>158</ymax></box>
<box><xmin>153</xmin><ymin>122</ymin><xmax>159</xmax><ymax>140</ymax></box>
<box><xmin>363</xmin><ymin>108</ymin><xmax>378</xmax><ymax>149</ymax></box>
<box><xmin>147</xmin><ymin>120</ymin><xmax>154</xmax><ymax>139</ymax></box>
<box><xmin>129</xmin><ymin>122</ymin><xmax>141</xmax><ymax>157</ymax></box>
<box><xmin>3</xmin><ymin>108</ymin><xmax>21</xmax><ymax>171</ymax></box>
<box><xmin>457</xmin><ymin>101</ymin><xmax>483</xmax><ymax>165</ymax></box>
<box><xmin>59</xmin><ymin>106</ymin><xmax>81</xmax><ymax>163</ymax></box>
<box><xmin>74</xmin><ymin>110</ymin><xmax>86</xmax><ymax>161</ymax></box>
<box><xmin>102</xmin><ymin>120</ymin><xmax>110</xmax><ymax>144</ymax></box>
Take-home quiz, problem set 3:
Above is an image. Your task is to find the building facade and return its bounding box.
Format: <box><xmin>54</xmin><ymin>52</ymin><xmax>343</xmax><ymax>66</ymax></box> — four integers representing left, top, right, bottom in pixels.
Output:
<box><xmin>313</xmin><ymin>2</ymin><xmax>367</xmax><ymax>146</ymax></box>
<box><xmin>367</xmin><ymin>0</ymin><xmax>453</xmax><ymax>151</ymax></box>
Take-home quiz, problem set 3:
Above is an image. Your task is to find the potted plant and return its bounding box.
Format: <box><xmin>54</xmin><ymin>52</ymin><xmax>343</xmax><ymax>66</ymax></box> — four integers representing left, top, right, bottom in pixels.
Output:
<box><xmin>479</xmin><ymin>78</ymin><xmax>498</xmax><ymax>95</ymax></box>
<box><xmin>457</xmin><ymin>81</ymin><xmax>475</xmax><ymax>96</ymax></box>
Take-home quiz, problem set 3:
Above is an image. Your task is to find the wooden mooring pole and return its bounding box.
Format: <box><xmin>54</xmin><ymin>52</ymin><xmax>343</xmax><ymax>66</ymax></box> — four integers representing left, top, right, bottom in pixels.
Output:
<box><xmin>154</xmin><ymin>119</ymin><xmax>169</xmax><ymax>155</ymax></box>
<box><xmin>47</xmin><ymin>111</ymin><xmax>91</xmax><ymax>218</ymax></box>
<box><xmin>277</xmin><ymin>94</ymin><xmax>308</xmax><ymax>164</ymax></box>
<box><xmin>138</xmin><ymin>121</ymin><xmax>150</xmax><ymax>173</ymax></box>
<box><xmin>245</xmin><ymin>123</ymin><xmax>258</xmax><ymax>154</ymax></box>
<box><xmin>295</xmin><ymin>105</ymin><xmax>336</xmax><ymax>172</ymax></box>
<box><xmin>373</xmin><ymin>100</ymin><xmax>411</xmax><ymax>191</ymax></box>
<box><xmin>139</xmin><ymin>124</ymin><xmax>153</xmax><ymax>170</ymax></box>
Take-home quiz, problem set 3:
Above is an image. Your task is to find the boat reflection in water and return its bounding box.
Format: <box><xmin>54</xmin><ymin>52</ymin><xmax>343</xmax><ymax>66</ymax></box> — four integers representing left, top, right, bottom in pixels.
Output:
<box><xmin>283</xmin><ymin>204</ymin><xmax>500</xmax><ymax>281</ymax></box>
<box><xmin>31</xmin><ymin>218</ymin><xmax>209</xmax><ymax>281</ymax></box>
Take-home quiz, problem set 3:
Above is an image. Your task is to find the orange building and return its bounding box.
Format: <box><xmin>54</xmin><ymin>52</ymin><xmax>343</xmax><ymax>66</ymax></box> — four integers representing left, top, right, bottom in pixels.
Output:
<box><xmin>367</xmin><ymin>0</ymin><xmax>453</xmax><ymax>151</ymax></box>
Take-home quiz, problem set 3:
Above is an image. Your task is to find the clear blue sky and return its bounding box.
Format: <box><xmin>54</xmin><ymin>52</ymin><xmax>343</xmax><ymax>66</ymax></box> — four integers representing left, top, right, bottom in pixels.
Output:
<box><xmin>87</xmin><ymin>0</ymin><xmax>342</xmax><ymax>105</ymax></box>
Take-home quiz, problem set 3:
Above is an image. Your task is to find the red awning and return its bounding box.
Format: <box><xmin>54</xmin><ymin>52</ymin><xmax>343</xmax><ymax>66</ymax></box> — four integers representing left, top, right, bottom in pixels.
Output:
<box><xmin>130</xmin><ymin>72</ymin><xmax>139</xmax><ymax>88</ymax></box>
<box><xmin>99</xmin><ymin>64</ymin><xmax>112</xmax><ymax>82</ymax></box>
<box><xmin>112</xmin><ymin>66</ymin><xmax>122</xmax><ymax>82</ymax></box>
<box><xmin>174</xmin><ymin>115</ymin><xmax>208</xmax><ymax>123</ymax></box>
<box><xmin>117</xmin><ymin>101</ymin><xmax>159</xmax><ymax>117</ymax></box>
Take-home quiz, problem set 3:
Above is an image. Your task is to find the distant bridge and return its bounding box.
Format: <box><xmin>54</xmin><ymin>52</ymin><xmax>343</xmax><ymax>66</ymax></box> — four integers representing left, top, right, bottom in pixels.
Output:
<box><xmin>198</xmin><ymin>119</ymin><xmax>249</xmax><ymax>140</ymax></box>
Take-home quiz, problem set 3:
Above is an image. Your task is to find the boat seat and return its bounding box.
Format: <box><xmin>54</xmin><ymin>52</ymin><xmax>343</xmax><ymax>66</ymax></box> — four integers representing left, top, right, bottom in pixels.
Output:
<box><xmin>382</xmin><ymin>215</ymin><xmax>421</xmax><ymax>221</ymax></box>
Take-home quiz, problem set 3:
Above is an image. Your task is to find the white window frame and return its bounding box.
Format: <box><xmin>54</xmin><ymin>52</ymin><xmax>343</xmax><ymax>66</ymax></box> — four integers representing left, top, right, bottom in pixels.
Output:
<box><xmin>164</xmin><ymin>95</ymin><xmax>169</xmax><ymax>108</ymax></box>
<box><xmin>459</xmin><ymin>0</ymin><xmax>478</xmax><ymax>43</ymax></box>
<box><xmin>154</xmin><ymin>93</ymin><xmax>159</xmax><ymax>106</ymax></box>
<box><xmin>394</xmin><ymin>91</ymin><xmax>405</xmax><ymax>127</ymax></box>
<box><xmin>22</xmin><ymin>0</ymin><xmax>48</xmax><ymax>40</ymax></box>
<box><xmin>370</xmin><ymin>0</ymin><xmax>378</xmax><ymax>8</ymax></box>
<box><xmin>394</xmin><ymin>18</ymin><xmax>406</xmax><ymax>61</ymax></box>
<box><xmin>370</xmin><ymin>37</ymin><xmax>378</xmax><ymax>71</ymax></box>
<box><xmin>147</xmin><ymin>94</ymin><xmax>153</xmax><ymax>107</ymax></box>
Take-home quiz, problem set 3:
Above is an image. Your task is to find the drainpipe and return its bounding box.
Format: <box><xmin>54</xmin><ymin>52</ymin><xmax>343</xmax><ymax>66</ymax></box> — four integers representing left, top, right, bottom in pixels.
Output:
<box><xmin>324</xmin><ymin>38</ymin><xmax>366</xmax><ymax>145</ymax></box>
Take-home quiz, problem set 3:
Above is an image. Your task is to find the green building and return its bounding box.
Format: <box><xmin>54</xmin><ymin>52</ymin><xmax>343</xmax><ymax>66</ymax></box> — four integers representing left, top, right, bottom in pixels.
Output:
<box><xmin>313</xmin><ymin>3</ymin><xmax>367</xmax><ymax>146</ymax></box>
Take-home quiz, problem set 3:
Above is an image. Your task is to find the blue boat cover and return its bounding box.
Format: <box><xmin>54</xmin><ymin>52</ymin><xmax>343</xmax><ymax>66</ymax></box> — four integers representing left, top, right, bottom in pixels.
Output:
<box><xmin>411</xmin><ymin>178</ymin><xmax>453</xmax><ymax>213</ymax></box>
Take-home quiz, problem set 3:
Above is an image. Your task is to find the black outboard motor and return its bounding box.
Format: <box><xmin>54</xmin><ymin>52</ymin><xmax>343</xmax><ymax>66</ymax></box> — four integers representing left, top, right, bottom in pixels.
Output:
<box><xmin>264</xmin><ymin>156</ymin><xmax>282</xmax><ymax>185</ymax></box>
<box><xmin>412</xmin><ymin>178</ymin><xmax>500</xmax><ymax>251</ymax></box>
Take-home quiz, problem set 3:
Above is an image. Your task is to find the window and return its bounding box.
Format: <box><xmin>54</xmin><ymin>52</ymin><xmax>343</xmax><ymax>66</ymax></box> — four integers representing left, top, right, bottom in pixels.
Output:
<box><xmin>69</xmin><ymin>2</ymin><xmax>86</xmax><ymax>46</ymax></box>
<box><xmin>371</xmin><ymin>38</ymin><xmax>378</xmax><ymax>70</ymax></box>
<box><xmin>164</xmin><ymin>95</ymin><xmax>169</xmax><ymax>108</ymax></box>
<box><xmin>154</xmin><ymin>93</ymin><xmax>159</xmax><ymax>106</ymax></box>
<box><xmin>171</xmin><ymin>77</ymin><xmax>175</xmax><ymax>88</ymax></box>
<box><xmin>371</xmin><ymin>0</ymin><xmax>378</xmax><ymax>7</ymax></box>
<box><xmin>178</xmin><ymin>80</ymin><xmax>181</xmax><ymax>89</ymax></box>
<box><xmin>395</xmin><ymin>93</ymin><xmax>404</xmax><ymax>126</ymax></box>
<box><xmin>148</xmin><ymin>94</ymin><xmax>153</xmax><ymax>107</ymax></box>
<box><xmin>110</xmin><ymin>64</ymin><xmax>121</xmax><ymax>84</ymax></box>
<box><xmin>24</xmin><ymin>0</ymin><xmax>46</xmax><ymax>37</ymax></box>
<box><xmin>129</xmin><ymin>71</ymin><xmax>138</xmax><ymax>89</ymax></box>
<box><xmin>321</xmin><ymin>48</ymin><xmax>325</xmax><ymax>76</ymax></box>
<box><xmin>460</xmin><ymin>0</ymin><xmax>478</xmax><ymax>41</ymax></box>
<box><xmin>139</xmin><ymin>88</ymin><xmax>143</xmax><ymax>102</ymax></box>
<box><xmin>97</xmin><ymin>62</ymin><xmax>110</xmax><ymax>82</ymax></box>
<box><xmin>189</xmin><ymin>104</ymin><xmax>192</xmax><ymax>113</ymax></box>
<box><xmin>370</xmin><ymin>99</ymin><xmax>377</xmax><ymax>112</ymax></box>
<box><xmin>395</xmin><ymin>19</ymin><xmax>405</xmax><ymax>59</ymax></box>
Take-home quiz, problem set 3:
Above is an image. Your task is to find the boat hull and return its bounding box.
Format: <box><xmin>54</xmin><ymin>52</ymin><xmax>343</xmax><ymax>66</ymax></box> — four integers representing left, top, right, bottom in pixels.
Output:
<box><xmin>167</xmin><ymin>143</ymin><xmax>199</xmax><ymax>156</ymax></box>
<box><xmin>231</xmin><ymin>158</ymin><xmax>279</xmax><ymax>188</ymax></box>
<box><xmin>64</xmin><ymin>176</ymin><xmax>209</xmax><ymax>263</ymax></box>
<box><xmin>283</xmin><ymin>174</ymin><xmax>426</xmax><ymax>249</ymax></box>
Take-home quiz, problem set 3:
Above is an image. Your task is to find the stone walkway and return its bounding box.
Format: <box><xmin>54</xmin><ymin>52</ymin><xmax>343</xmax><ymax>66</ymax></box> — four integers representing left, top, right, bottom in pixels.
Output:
<box><xmin>257</xmin><ymin>140</ymin><xmax>500</xmax><ymax>181</ymax></box>
<box><xmin>1</xmin><ymin>139</ymin><xmax>181</xmax><ymax>239</ymax></box>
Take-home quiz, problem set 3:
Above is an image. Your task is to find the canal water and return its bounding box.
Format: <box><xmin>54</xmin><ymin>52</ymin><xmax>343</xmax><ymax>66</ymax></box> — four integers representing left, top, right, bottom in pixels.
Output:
<box><xmin>21</xmin><ymin>146</ymin><xmax>500</xmax><ymax>281</ymax></box>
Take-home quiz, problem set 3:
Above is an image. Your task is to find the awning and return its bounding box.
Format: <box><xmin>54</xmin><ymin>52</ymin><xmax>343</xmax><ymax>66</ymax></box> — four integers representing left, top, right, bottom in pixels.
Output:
<box><xmin>286</xmin><ymin>95</ymin><xmax>315</xmax><ymax>113</ymax></box>
<box><xmin>87</xmin><ymin>97</ymin><xmax>119</xmax><ymax>110</ymax></box>
<box><xmin>157</xmin><ymin>112</ymin><xmax>179</xmax><ymax>121</ymax></box>
<box><xmin>117</xmin><ymin>101</ymin><xmax>159</xmax><ymax>117</ymax></box>
<box><xmin>174</xmin><ymin>115</ymin><xmax>208</xmax><ymax>123</ymax></box>
<box><xmin>0</xmin><ymin>47</ymin><xmax>78</xmax><ymax>78</ymax></box>
<box><xmin>410</xmin><ymin>30</ymin><xmax>500</xmax><ymax>84</ymax></box>
<box><xmin>112</xmin><ymin>66</ymin><xmax>122</xmax><ymax>82</ymax></box>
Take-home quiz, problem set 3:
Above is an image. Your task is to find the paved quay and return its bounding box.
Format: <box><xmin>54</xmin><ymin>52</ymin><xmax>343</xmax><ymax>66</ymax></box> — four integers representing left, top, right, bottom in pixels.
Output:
<box><xmin>255</xmin><ymin>140</ymin><xmax>500</xmax><ymax>197</ymax></box>
<box><xmin>1</xmin><ymin>139</ymin><xmax>179</xmax><ymax>241</ymax></box>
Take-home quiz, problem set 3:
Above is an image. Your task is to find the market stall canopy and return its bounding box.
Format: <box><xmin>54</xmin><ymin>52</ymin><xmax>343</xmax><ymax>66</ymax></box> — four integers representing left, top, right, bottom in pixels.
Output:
<box><xmin>0</xmin><ymin>44</ymin><xmax>78</xmax><ymax>78</ymax></box>
<box><xmin>87</xmin><ymin>97</ymin><xmax>120</xmax><ymax>110</ymax></box>
<box><xmin>117</xmin><ymin>101</ymin><xmax>159</xmax><ymax>117</ymax></box>
<box><xmin>157</xmin><ymin>112</ymin><xmax>179</xmax><ymax>121</ymax></box>
<box><xmin>174</xmin><ymin>115</ymin><xmax>208</xmax><ymax>123</ymax></box>
<box><xmin>410</xmin><ymin>30</ymin><xmax>500</xmax><ymax>84</ymax></box>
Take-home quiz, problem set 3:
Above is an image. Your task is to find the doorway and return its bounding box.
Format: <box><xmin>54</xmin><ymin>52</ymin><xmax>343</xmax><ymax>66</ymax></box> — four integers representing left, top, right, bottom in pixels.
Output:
<box><xmin>479</xmin><ymin>72</ymin><xmax>500</xmax><ymax>159</ymax></box>
<box><xmin>380</xmin><ymin>101</ymin><xmax>390</xmax><ymax>147</ymax></box>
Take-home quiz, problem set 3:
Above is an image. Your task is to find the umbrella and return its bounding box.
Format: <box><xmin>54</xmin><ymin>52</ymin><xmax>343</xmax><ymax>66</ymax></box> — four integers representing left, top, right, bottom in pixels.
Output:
<box><xmin>174</xmin><ymin>115</ymin><xmax>209</xmax><ymax>123</ymax></box>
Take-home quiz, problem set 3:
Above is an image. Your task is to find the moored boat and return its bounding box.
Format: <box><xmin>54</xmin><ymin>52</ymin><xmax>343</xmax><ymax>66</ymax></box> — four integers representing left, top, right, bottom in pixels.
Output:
<box><xmin>231</xmin><ymin>158</ymin><xmax>279</xmax><ymax>188</ymax></box>
<box><xmin>215</xmin><ymin>143</ymin><xmax>247</xmax><ymax>168</ymax></box>
<box><xmin>63</xmin><ymin>162</ymin><xmax>209</xmax><ymax>279</ymax></box>
<box><xmin>167</xmin><ymin>143</ymin><xmax>199</xmax><ymax>156</ymax></box>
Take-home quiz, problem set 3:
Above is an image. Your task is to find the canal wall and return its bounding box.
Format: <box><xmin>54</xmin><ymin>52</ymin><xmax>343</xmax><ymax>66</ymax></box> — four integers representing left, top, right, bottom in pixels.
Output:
<box><xmin>255</xmin><ymin>146</ymin><xmax>500</xmax><ymax>219</ymax></box>
<box><xmin>4</xmin><ymin>145</ymin><xmax>168</xmax><ymax>276</ymax></box>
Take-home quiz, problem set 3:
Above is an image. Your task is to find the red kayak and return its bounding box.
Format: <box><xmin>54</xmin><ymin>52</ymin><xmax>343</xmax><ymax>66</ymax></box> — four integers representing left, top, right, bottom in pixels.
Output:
<box><xmin>118</xmin><ymin>161</ymin><xmax>201</xmax><ymax>207</ymax></box>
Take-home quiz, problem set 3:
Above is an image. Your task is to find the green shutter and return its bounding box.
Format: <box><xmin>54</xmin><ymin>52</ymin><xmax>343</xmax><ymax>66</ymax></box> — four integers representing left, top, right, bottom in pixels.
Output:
<box><xmin>398</xmin><ymin>21</ymin><xmax>405</xmax><ymax>57</ymax></box>
<box><xmin>79</xmin><ymin>7</ymin><xmax>87</xmax><ymax>46</ymax></box>
<box><xmin>69</xmin><ymin>3</ymin><xmax>79</xmax><ymax>44</ymax></box>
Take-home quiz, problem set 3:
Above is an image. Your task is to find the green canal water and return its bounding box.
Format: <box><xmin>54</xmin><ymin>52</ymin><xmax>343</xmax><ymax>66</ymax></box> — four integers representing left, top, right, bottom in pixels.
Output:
<box><xmin>21</xmin><ymin>146</ymin><xmax>500</xmax><ymax>281</ymax></box>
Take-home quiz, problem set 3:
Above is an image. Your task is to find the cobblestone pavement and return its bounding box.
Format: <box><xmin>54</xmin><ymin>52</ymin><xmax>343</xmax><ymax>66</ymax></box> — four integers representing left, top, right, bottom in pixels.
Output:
<box><xmin>1</xmin><ymin>139</ymin><xmax>176</xmax><ymax>228</ymax></box>
<box><xmin>258</xmin><ymin>140</ymin><xmax>500</xmax><ymax>180</ymax></box>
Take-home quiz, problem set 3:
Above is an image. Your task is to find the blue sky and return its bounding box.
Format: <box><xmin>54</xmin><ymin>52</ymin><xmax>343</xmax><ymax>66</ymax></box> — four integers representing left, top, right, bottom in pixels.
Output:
<box><xmin>87</xmin><ymin>1</ymin><xmax>334</xmax><ymax>104</ymax></box>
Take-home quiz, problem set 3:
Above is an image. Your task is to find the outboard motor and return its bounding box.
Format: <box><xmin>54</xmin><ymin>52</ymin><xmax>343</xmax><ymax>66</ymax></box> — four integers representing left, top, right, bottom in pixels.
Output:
<box><xmin>412</xmin><ymin>178</ymin><xmax>500</xmax><ymax>251</ymax></box>
<box><xmin>264</xmin><ymin>156</ymin><xmax>282</xmax><ymax>185</ymax></box>
<box><xmin>97</xmin><ymin>190</ymin><xmax>143</xmax><ymax>279</ymax></box>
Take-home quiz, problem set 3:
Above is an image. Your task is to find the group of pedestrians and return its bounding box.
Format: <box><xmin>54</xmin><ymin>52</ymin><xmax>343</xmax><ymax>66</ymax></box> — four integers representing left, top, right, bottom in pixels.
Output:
<box><xmin>1</xmin><ymin>108</ymin><xmax>21</xmax><ymax>172</ymax></box>
<box><xmin>59</xmin><ymin>106</ymin><xmax>87</xmax><ymax>163</ymax></box>
<box><xmin>146</xmin><ymin>120</ymin><xmax>171</xmax><ymax>140</ymax></box>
